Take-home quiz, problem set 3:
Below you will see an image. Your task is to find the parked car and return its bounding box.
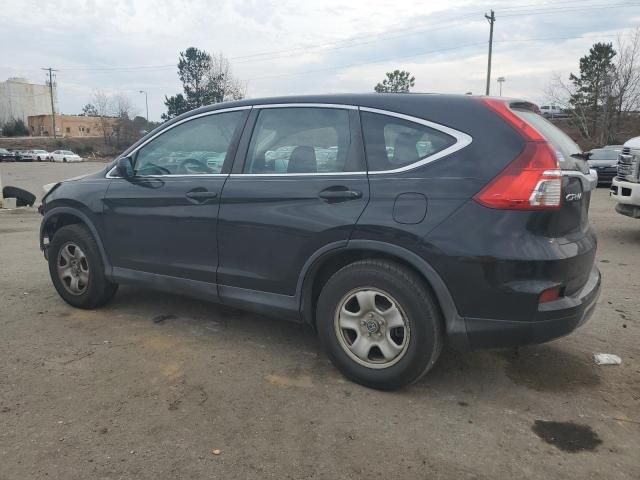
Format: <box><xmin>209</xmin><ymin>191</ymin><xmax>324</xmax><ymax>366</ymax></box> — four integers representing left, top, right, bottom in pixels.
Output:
<box><xmin>539</xmin><ymin>105</ymin><xmax>568</xmax><ymax>118</ymax></box>
<box><xmin>610</xmin><ymin>136</ymin><xmax>640</xmax><ymax>219</ymax></box>
<box><xmin>587</xmin><ymin>148</ymin><xmax>619</xmax><ymax>186</ymax></box>
<box><xmin>31</xmin><ymin>149</ymin><xmax>49</xmax><ymax>161</ymax></box>
<box><xmin>17</xmin><ymin>150</ymin><xmax>37</xmax><ymax>162</ymax></box>
<box><xmin>39</xmin><ymin>94</ymin><xmax>600</xmax><ymax>390</ymax></box>
<box><xmin>49</xmin><ymin>150</ymin><xmax>83</xmax><ymax>162</ymax></box>
<box><xmin>0</xmin><ymin>148</ymin><xmax>17</xmax><ymax>161</ymax></box>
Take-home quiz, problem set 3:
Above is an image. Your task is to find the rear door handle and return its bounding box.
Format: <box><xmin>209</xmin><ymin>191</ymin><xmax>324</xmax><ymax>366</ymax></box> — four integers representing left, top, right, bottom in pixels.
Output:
<box><xmin>185</xmin><ymin>190</ymin><xmax>218</xmax><ymax>203</ymax></box>
<box><xmin>318</xmin><ymin>188</ymin><xmax>362</xmax><ymax>200</ymax></box>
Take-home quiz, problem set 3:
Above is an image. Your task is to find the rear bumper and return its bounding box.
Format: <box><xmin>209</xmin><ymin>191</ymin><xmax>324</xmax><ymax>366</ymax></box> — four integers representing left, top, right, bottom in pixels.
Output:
<box><xmin>461</xmin><ymin>265</ymin><xmax>601</xmax><ymax>349</ymax></box>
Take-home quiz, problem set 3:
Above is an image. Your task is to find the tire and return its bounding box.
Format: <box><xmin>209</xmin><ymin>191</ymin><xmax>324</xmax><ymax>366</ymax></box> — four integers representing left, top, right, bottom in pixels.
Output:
<box><xmin>316</xmin><ymin>260</ymin><xmax>443</xmax><ymax>390</ymax></box>
<box><xmin>48</xmin><ymin>224</ymin><xmax>118</xmax><ymax>309</ymax></box>
<box><xmin>2</xmin><ymin>186</ymin><xmax>36</xmax><ymax>207</ymax></box>
<box><xmin>63</xmin><ymin>158</ymin><xmax>67</xmax><ymax>163</ymax></box>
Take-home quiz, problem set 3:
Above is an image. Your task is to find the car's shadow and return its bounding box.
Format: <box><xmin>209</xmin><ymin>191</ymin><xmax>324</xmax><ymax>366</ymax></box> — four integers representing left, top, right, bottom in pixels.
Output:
<box><xmin>105</xmin><ymin>286</ymin><xmax>601</xmax><ymax>395</ymax></box>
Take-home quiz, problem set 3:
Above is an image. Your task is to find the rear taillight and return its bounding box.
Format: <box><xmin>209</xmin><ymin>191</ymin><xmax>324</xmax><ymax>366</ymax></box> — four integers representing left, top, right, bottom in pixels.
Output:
<box><xmin>474</xmin><ymin>99</ymin><xmax>562</xmax><ymax>211</ymax></box>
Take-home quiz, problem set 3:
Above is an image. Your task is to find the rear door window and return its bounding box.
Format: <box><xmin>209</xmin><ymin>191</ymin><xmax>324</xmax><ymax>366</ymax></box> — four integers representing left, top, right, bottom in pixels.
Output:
<box><xmin>360</xmin><ymin>111</ymin><xmax>456</xmax><ymax>172</ymax></box>
<box><xmin>243</xmin><ymin>107</ymin><xmax>359</xmax><ymax>174</ymax></box>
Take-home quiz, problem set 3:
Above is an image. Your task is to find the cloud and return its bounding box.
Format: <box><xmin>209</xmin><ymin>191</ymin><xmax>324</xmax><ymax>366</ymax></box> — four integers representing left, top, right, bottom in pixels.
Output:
<box><xmin>0</xmin><ymin>0</ymin><xmax>639</xmax><ymax>119</ymax></box>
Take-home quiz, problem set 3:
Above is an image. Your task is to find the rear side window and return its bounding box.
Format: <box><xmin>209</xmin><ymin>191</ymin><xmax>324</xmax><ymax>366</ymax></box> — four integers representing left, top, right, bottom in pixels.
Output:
<box><xmin>244</xmin><ymin>107</ymin><xmax>358</xmax><ymax>174</ymax></box>
<box><xmin>360</xmin><ymin>111</ymin><xmax>455</xmax><ymax>172</ymax></box>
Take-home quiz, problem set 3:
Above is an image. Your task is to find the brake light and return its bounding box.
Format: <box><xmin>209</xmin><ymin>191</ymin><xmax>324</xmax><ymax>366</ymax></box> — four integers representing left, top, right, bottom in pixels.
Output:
<box><xmin>474</xmin><ymin>99</ymin><xmax>562</xmax><ymax>210</ymax></box>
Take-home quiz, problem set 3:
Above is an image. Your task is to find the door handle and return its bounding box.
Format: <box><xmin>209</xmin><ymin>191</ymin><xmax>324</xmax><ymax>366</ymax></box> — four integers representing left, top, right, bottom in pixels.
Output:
<box><xmin>318</xmin><ymin>188</ymin><xmax>362</xmax><ymax>200</ymax></box>
<box><xmin>185</xmin><ymin>190</ymin><xmax>218</xmax><ymax>203</ymax></box>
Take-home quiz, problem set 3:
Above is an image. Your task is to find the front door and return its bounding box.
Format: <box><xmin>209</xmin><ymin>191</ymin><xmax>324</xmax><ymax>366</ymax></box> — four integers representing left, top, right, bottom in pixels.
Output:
<box><xmin>103</xmin><ymin>109</ymin><xmax>248</xmax><ymax>283</ymax></box>
<box><xmin>217</xmin><ymin>106</ymin><xmax>369</xmax><ymax>296</ymax></box>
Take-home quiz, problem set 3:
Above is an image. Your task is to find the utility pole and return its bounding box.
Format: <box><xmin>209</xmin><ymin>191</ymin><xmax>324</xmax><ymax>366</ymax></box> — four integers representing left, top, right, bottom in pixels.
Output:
<box><xmin>484</xmin><ymin>10</ymin><xmax>495</xmax><ymax>96</ymax></box>
<box><xmin>139</xmin><ymin>90</ymin><xmax>149</xmax><ymax>123</ymax></box>
<box><xmin>42</xmin><ymin>67</ymin><xmax>58</xmax><ymax>138</ymax></box>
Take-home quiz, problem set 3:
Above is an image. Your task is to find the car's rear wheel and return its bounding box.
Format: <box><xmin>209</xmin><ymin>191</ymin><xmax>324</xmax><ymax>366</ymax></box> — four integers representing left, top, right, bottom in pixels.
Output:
<box><xmin>48</xmin><ymin>224</ymin><xmax>118</xmax><ymax>309</ymax></box>
<box><xmin>63</xmin><ymin>158</ymin><xmax>67</xmax><ymax>163</ymax></box>
<box><xmin>316</xmin><ymin>260</ymin><xmax>443</xmax><ymax>390</ymax></box>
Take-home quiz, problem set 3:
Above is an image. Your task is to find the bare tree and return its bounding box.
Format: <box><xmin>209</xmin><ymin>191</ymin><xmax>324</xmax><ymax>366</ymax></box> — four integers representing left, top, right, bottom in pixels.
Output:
<box><xmin>613</xmin><ymin>28</ymin><xmax>640</xmax><ymax>118</ymax></box>
<box><xmin>92</xmin><ymin>90</ymin><xmax>112</xmax><ymax>145</ymax></box>
<box><xmin>111</xmin><ymin>93</ymin><xmax>137</xmax><ymax>119</ymax></box>
<box><xmin>208</xmin><ymin>52</ymin><xmax>246</xmax><ymax>102</ymax></box>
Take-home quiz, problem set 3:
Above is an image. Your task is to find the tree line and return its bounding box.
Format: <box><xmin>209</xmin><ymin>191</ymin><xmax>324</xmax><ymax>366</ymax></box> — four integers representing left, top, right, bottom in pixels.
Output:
<box><xmin>547</xmin><ymin>29</ymin><xmax>640</xmax><ymax>147</ymax></box>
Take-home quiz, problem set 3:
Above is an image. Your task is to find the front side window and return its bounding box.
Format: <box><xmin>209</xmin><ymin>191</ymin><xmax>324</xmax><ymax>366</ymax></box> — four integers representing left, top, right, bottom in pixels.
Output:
<box><xmin>134</xmin><ymin>111</ymin><xmax>243</xmax><ymax>176</ymax></box>
<box><xmin>360</xmin><ymin>111</ymin><xmax>456</xmax><ymax>172</ymax></box>
<box><xmin>244</xmin><ymin>107</ymin><xmax>357</xmax><ymax>174</ymax></box>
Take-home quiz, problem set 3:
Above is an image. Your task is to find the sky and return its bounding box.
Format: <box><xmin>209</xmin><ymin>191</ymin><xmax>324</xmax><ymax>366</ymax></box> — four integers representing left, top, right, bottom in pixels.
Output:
<box><xmin>1</xmin><ymin>0</ymin><xmax>639</xmax><ymax>121</ymax></box>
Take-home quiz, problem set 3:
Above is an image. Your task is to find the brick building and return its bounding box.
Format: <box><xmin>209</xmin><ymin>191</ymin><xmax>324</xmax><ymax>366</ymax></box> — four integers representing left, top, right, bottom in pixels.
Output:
<box><xmin>27</xmin><ymin>114</ymin><xmax>117</xmax><ymax>137</ymax></box>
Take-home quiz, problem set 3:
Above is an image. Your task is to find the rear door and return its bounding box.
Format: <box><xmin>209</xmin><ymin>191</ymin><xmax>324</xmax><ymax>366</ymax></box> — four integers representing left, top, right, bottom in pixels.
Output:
<box><xmin>217</xmin><ymin>105</ymin><xmax>369</xmax><ymax>297</ymax></box>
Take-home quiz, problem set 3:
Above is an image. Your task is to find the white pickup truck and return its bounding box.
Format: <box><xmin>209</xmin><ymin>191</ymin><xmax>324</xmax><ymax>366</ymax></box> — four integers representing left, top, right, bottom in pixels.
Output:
<box><xmin>611</xmin><ymin>136</ymin><xmax>640</xmax><ymax>219</ymax></box>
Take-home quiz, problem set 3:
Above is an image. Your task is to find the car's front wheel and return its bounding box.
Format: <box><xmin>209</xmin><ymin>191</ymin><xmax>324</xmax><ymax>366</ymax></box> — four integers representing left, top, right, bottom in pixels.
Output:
<box><xmin>316</xmin><ymin>260</ymin><xmax>443</xmax><ymax>390</ymax></box>
<box><xmin>48</xmin><ymin>224</ymin><xmax>118</xmax><ymax>309</ymax></box>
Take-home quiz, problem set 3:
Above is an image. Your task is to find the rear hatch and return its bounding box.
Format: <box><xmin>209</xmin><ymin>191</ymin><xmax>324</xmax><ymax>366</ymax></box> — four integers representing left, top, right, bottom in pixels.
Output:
<box><xmin>511</xmin><ymin>105</ymin><xmax>595</xmax><ymax>238</ymax></box>
<box><xmin>476</xmin><ymin>100</ymin><xmax>597</xmax><ymax>298</ymax></box>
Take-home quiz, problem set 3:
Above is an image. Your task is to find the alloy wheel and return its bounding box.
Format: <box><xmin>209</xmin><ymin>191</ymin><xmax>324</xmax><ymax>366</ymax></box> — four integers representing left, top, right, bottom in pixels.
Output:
<box><xmin>57</xmin><ymin>242</ymin><xmax>90</xmax><ymax>295</ymax></box>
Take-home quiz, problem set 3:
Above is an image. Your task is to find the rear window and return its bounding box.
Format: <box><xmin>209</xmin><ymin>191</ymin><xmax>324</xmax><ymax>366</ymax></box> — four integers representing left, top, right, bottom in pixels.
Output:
<box><xmin>361</xmin><ymin>111</ymin><xmax>455</xmax><ymax>172</ymax></box>
<box><xmin>513</xmin><ymin>109</ymin><xmax>581</xmax><ymax>162</ymax></box>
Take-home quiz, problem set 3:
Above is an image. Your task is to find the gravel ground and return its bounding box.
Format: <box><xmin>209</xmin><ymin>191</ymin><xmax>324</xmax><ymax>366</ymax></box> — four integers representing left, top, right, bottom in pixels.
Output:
<box><xmin>0</xmin><ymin>162</ymin><xmax>638</xmax><ymax>479</ymax></box>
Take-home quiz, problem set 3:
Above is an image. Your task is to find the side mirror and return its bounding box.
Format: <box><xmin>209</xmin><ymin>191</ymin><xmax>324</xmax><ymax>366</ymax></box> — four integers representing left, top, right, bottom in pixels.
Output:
<box><xmin>116</xmin><ymin>156</ymin><xmax>134</xmax><ymax>178</ymax></box>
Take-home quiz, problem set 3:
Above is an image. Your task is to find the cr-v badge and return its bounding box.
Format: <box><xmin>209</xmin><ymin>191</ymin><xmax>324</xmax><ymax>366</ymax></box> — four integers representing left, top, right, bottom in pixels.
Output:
<box><xmin>566</xmin><ymin>192</ymin><xmax>583</xmax><ymax>201</ymax></box>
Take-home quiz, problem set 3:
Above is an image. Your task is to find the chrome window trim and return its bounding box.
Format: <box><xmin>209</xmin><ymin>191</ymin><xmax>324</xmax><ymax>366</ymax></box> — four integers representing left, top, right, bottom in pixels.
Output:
<box><xmin>254</xmin><ymin>103</ymin><xmax>358</xmax><ymax>110</ymax></box>
<box><xmin>229</xmin><ymin>172</ymin><xmax>367</xmax><ymax>178</ymax></box>
<box><xmin>359</xmin><ymin>106</ymin><xmax>473</xmax><ymax>175</ymax></box>
<box><xmin>106</xmin><ymin>103</ymin><xmax>473</xmax><ymax>179</ymax></box>
<box><xmin>105</xmin><ymin>106</ymin><xmax>252</xmax><ymax>179</ymax></box>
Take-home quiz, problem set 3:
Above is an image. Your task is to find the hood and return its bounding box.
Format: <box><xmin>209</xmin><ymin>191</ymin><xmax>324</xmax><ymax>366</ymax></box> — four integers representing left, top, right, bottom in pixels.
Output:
<box><xmin>42</xmin><ymin>173</ymin><xmax>92</xmax><ymax>195</ymax></box>
<box><xmin>624</xmin><ymin>136</ymin><xmax>640</xmax><ymax>149</ymax></box>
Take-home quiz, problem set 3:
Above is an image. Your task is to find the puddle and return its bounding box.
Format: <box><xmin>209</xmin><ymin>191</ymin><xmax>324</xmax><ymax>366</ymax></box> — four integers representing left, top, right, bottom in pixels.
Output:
<box><xmin>532</xmin><ymin>420</ymin><xmax>602</xmax><ymax>453</ymax></box>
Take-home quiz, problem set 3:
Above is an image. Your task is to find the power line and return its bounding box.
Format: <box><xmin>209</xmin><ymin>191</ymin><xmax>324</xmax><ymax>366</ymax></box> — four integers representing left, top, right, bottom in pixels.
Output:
<box><xmin>245</xmin><ymin>33</ymin><xmax>620</xmax><ymax>83</ymax></box>
<box><xmin>500</xmin><ymin>3</ymin><xmax>640</xmax><ymax>16</ymax></box>
<box><xmin>40</xmin><ymin>2</ymin><xmax>640</xmax><ymax>73</ymax></box>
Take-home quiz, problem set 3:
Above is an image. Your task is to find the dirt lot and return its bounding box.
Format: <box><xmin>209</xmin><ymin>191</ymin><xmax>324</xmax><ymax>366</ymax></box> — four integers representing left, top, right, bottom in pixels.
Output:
<box><xmin>0</xmin><ymin>162</ymin><xmax>638</xmax><ymax>479</ymax></box>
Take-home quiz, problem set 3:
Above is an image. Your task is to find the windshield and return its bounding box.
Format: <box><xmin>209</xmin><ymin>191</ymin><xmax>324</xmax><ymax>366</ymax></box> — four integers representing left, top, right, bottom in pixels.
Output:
<box><xmin>589</xmin><ymin>149</ymin><xmax>618</xmax><ymax>160</ymax></box>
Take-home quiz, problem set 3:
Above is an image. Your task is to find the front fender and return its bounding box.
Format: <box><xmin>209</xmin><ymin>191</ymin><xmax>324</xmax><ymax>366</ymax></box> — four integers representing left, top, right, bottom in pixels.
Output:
<box><xmin>40</xmin><ymin>206</ymin><xmax>111</xmax><ymax>275</ymax></box>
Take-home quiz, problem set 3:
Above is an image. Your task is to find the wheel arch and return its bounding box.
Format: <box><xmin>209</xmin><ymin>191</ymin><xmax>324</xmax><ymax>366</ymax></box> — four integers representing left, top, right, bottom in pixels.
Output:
<box><xmin>40</xmin><ymin>206</ymin><xmax>111</xmax><ymax>273</ymax></box>
<box><xmin>298</xmin><ymin>240</ymin><xmax>469</xmax><ymax>350</ymax></box>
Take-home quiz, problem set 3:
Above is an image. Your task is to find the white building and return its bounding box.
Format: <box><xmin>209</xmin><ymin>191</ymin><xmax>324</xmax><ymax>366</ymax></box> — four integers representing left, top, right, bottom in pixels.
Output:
<box><xmin>0</xmin><ymin>77</ymin><xmax>57</xmax><ymax>125</ymax></box>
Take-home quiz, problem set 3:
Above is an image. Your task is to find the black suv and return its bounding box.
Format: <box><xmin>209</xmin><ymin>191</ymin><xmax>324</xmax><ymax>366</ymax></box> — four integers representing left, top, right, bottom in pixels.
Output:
<box><xmin>40</xmin><ymin>94</ymin><xmax>601</xmax><ymax>390</ymax></box>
